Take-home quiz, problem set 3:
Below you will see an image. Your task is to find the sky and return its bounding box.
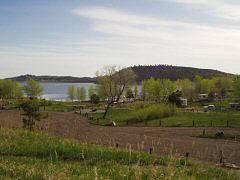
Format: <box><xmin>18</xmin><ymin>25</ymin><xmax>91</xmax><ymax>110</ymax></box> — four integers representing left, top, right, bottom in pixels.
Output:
<box><xmin>1</xmin><ymin>0</ymin><xmax>240</xmax><ymax>78</ymax></box>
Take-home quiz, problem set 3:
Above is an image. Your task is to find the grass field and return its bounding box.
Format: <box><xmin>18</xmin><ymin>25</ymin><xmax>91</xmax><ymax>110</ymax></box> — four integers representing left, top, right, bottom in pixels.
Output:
<box><xmin>92</xmin><ymin>108</ymin><xmax>240</xmax><ymax>127</ymax></box>
<box><xmin>0</xmin><ymin>128</ymin><xmax>238</xmax><ymax>179</ymax></box>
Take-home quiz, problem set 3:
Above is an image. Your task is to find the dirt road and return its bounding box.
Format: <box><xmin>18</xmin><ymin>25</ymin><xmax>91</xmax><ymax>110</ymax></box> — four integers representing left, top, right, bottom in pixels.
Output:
<box><xmin>0</xmin><ymin>110</ymin><xmax>240</xmax><ymax>165</ymax></box>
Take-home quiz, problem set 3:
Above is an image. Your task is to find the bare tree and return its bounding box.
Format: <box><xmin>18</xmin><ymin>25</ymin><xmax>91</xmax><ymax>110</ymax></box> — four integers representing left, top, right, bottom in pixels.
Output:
<box><xmin>97</xmin><ymin>66</ymin><xmax>136</xmax><ymax>119</ymax></box>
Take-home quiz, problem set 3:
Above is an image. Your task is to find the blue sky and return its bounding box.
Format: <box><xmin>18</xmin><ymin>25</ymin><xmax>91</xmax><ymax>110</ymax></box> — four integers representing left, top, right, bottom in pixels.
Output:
<box><xmin>1</xmin><ymin>0</ymin><xmax>240</xmax><ymax>78</ymax></box>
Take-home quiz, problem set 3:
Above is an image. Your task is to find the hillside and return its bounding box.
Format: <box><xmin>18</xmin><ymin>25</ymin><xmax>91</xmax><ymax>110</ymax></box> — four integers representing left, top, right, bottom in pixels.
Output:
<box><xmin>130</xmin><ymin>65</ymin><xmax>231</xmax><ymax>82</ymax></box>
<box><xmin>6</xmin><ymin>74</ymin><xmax>97</xmax><ymax>83</ymax></box>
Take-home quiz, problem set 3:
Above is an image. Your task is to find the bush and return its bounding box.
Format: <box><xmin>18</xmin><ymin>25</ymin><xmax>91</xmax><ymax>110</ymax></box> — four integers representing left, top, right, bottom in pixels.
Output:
<box><xmin>133</xmin><ymin>104</ymin><xmax>177</xmax><ymax>122</ymax></box>
<box><xmin>90</xmin><ymin>94</ymin><xmax>100</xmax><ymax>104</ymax></box>
<box><xmin>168</xmin><ymin>90</ymin><xmax>182</xmax><ymax>107</ymax></box>
<box><xmin>130</xmin><ymin>101</ymin><xmax>148</xmax><ymax>110</ymax></box>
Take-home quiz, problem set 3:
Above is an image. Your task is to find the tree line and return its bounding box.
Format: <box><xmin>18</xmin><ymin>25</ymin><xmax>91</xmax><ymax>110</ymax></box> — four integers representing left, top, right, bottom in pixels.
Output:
<box><xmin>67</xmin><ymin>85</ymin><xmax>99</xmax><ymax>103</ymax></box>
<box><xmin>141</xmin><ymin>75</ymin><xmax>235</xmax><ymax>103</ymax></box>
<box><xmin>86</xmin><ymin>66</ymin><xmax>240</xmax><ymax>118</ymax></box>
<box><xmin>0</xmin><ymin>79</ymin><xmax>43</xmax><ymax>99</ymax></box>
<box><xmin>1</xmin><ymin>67</ymin><xmax>240</xmax><ymax>122</ymax></box>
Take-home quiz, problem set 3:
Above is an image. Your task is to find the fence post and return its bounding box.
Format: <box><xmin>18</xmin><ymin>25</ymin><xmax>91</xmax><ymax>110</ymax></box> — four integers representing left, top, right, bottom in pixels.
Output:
<box><xmin>145</xmin><ymin>120</ymin><xmax>148</xmax><ymax>126</ymax></box>
<box><xmin>159</xmin><ymin>119</ymin><xmax>162</xmax><ymax>127</ymax></box>
<box><xmin>202</xmin><ymin>129</ymin><xmax>206</xmax><ymax>136</ymax></box>
<box><xmin>149</xmin><ymin>147</ymin><xmax>153</xmax><ymax>154</ymax></box>
<box><xmin>227</xmin><ymin>120</ymin><xmax>229</xmax><ymax>127</ymax></box>
<box><xmin>219</xmin><ymin>150</ymin><xmax>224</xmax><ymax>164</ymax></box>
<box><xmin>192</xmin><ymin>120</ymin><xmax>195</xmax><ymax>127</ymax></box>
<box><xmin>185</xmin><ymin>152</ymin><xmax>190</xmax><ymax>165</ymax></box>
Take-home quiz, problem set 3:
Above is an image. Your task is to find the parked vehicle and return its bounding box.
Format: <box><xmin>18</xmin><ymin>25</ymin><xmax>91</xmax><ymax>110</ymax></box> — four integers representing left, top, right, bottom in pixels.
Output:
<box><xmin>229</xmin><ymin>103</ymin><xmax>240</xmax><ymax>110</ymax></box>
<box><xmin>204</xmin><ymin>105</ymin><xmax>215</xmax><ymax>112</ymax></box>
<box><xmin>215</xmin><ymin>105</ymin><xmax>226</xmax><ymax>111</ymax></box>
<box><xmin>207</xmin><ymin>105</ymin><xmax>215</xmax><ymax>110</ymax></box>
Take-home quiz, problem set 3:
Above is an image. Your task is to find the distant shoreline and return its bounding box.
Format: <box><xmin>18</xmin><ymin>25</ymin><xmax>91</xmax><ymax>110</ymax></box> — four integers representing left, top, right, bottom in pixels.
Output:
<box><xmin>18</xmin><ymin>81</ymin><xmax>97</xmax><ymax>84</ymax></box>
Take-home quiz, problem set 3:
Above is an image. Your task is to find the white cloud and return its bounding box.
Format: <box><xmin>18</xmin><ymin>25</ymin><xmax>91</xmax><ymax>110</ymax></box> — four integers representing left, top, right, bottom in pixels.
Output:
<box><xmin>1</xmin><ymin>5</ymin><xmax>240</xmax><ymax>78</ymax></box>
<box><xmin>168</xmin><ymin>0</ymin><xmax>240</xmax><ymax>21</ymax></box>
<box><xmin>71</xmin><ymin>6</ymin><xmax>240</xmax><ymax>73</ymax></box>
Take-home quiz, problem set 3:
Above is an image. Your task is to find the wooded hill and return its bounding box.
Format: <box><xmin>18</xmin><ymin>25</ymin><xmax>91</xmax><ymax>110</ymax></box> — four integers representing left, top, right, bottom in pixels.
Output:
<box><xmin>6</xmin><ymin>65</ymin><xmax>231</xmax><ymax>83</ymax></box>
<box><xmin>130</xmin><ymin>65</ymin><xmax>231</xmax><ymax>82</ymax></box>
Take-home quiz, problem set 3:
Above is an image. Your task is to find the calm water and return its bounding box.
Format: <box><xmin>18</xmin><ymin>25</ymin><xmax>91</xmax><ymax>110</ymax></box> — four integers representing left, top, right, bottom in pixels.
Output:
<box><xmin>21</xmin><ymin>82</ymin><xmax>96</xmax><ymax>101</ymax></box>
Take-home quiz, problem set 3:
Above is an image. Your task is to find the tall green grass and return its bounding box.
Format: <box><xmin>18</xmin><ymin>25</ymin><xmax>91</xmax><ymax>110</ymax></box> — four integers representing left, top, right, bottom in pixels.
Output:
<box><xmin>0</xmin><ymin>129</ymin><xmax>238</xmax><ymax>179</ymax></box>
<box><xmin>132</xmin><ymin>104</ymin><xmax>177</xmax><ymax>123</ymax></box>
<box><xmin>0</xmin><ymin>129</ymin><xmax>170</xmax><ymax>165</ymax></box>
<box><xmin>93</xmin><ymin>103</ymin><xmax>177</xmax><ymax>125</ymax></box>
<box><xmin>93</xmin><ymin>104</ymin><xmax>240</xmax><ymax>127</ymax></box>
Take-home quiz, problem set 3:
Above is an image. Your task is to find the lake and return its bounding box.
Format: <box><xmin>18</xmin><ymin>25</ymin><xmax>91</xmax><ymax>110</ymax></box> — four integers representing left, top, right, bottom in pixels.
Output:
<box><xmin>21</xmin><ymin>82</ymin><xmax>96</xmax><ymax>101</ymax></box>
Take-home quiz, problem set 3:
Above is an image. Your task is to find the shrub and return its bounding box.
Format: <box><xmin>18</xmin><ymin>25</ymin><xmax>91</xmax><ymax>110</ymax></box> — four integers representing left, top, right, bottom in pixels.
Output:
<box><xmin>130</xmin><ymin>101</ymin><xmax>148</xmax><ymax>110</ymax></box>
<box><xmin>126</xmin><ymin>89</ymin><xmax>134</xmax><ymax>99</ymax></box>
<box><xmin>168</xmin><ymin>90</ymin><xmax>182</xmax><ymax>107</ymax></box>
<box><xmin>133</xmin><ymin>104</ymin><xmax>177</xmax><ymax>122</ymax></box>
<box><xmin>90</xmin><ymin>94</ymin><xmax>100</xmax><ymax>104</ymax></box>
<box><xmin>20</xmin><ymin>98</ymin><xmax>47</xmax><ymax>130</ymax></box>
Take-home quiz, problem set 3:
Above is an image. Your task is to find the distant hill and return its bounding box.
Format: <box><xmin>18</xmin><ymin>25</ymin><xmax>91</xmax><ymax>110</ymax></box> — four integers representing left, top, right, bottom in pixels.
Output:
<box><xmin>130</xmin><ymin>65</ymin><xmax>231</xmax><ymax>82</ymax></box>
<box><xmin>6</xmin><ymin>65</ymin><xmax>232</xmax><ymax>83</ymax></box>
<box><xmin>6</xmin><ymin>75</ymin><xmax>97</xmax><ymax>83</ymax></box>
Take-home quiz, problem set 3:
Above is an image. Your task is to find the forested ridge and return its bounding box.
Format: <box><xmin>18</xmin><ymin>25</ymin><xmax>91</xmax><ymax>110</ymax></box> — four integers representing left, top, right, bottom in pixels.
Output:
<box><xmin>130</xmin><ymin>65</ymin><xmax>231</xmax><ymax>82</ymax></box>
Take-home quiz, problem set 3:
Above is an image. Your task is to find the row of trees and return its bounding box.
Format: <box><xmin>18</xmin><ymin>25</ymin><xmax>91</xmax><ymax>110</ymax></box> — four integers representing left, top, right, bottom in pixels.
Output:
<box><xmin>67</xmin><ymin>85</ymin><xmax>97</xmax><ymax>102</ymax></box>
<box><xmin>0</xmin><ymin>79</ymin><xmax>43</xmax><ymax>99</ymax></box>
<box><xmin>138</xmin><ymin>76</ymin><xmax>237</xmax><ymax>103</ymax></box>
<box><xmin>68</xmin><ymin>66</ymin><xmax>239</xmax><ymax>118</ymax></box>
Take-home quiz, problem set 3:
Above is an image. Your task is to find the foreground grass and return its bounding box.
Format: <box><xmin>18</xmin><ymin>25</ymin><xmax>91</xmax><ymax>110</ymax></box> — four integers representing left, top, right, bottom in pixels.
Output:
<box><xmin>93</xmin><ymin>108</ymin><xmax>240</xmax><ymax>127</ymax></box>
<box><xmin>0</xmin><ymin>129</ymin><xmax>238</xmax><ymax>179</ymax></box>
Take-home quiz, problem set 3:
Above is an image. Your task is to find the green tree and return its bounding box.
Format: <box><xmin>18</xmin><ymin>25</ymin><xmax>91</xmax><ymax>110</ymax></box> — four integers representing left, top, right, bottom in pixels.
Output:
<box><xmin>214</xmin><ymin>77</ymin><xmax>233</xmax><ymax>97</ymax></box>
<box><xmin>20</xmin><ymin>98</ymin><xmax>46</xmax><ymax>131</ymax></box>
<box><xmin>0</xmin><ymin>80</ymin><xmax>23</xmax><ymax>99</ymax></box>
<box><xmin>195</xmin><ymin>76</ymin><xmax>215</xmax><ymax>94</ymax></box>
<box><xmin>24</xmin><ymin>79</ymin><xmax>43</xmax><ymax>98</ymax></box>
<box><xmin>134</xmin><ymin>84</ymin><xmax>138</xmax><ymax>99</ymax></box>
<box><xmin>76</xmin><ymin>87</ymin><xmax>86</xmax><ymax>102</ymax></box>
<box><xmin>12</xmin><ymin>81</ymin><xmax>23</xmax><ymax>98</ymax></box>
<box><xmin>168</xmin><ymin>90</ymin><xmax>182</xmax><ymax>107</ymax></box>
<box><xmin>126</xmin><ymin>88</ymin><xmax>134</xmax><ymax>99</ymax></box>
<box><xmin>175</xmin><ymin>79</ymin><xmax>195</xmax><ymax>101</ymax></box>
<box><xmin>90</xmin><ymin>94</ymin><xmax>100</xmax><ymax>104</ymax></box>
<box><xmin>145</xmin><ymin>78</ymin><xmax>176</xmax><ymax>103</ymax></box>
<box><xmin>141</xmin><ymin>80</ymin><xmax>147</xmax><ymax>101</ymax></box>
<box><xmin>88</xmin><ymin>85</ymin><xmax>96</xmax><ymax>99</ymax></box>
<box><xmin>233</xmin><ymin>76</ymin><xmax>240</xmax><ymax>101</ymax></box>
<box><xmin>97</xmin><ymin>66</ymin><xmax>136</xmax><ymax>118</ymax></box>
<box><xmin>68</xmin><ymin>85</ymin><xmax>76</xmax><ymax>102</ymax></box>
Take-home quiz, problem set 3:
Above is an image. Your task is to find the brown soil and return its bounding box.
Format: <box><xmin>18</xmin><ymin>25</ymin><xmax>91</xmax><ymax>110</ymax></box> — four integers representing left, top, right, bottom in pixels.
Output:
<box><xmin>0</xmin><ymin>110</ymin><xmax>240</xmax><ymax>165</ymax></box>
